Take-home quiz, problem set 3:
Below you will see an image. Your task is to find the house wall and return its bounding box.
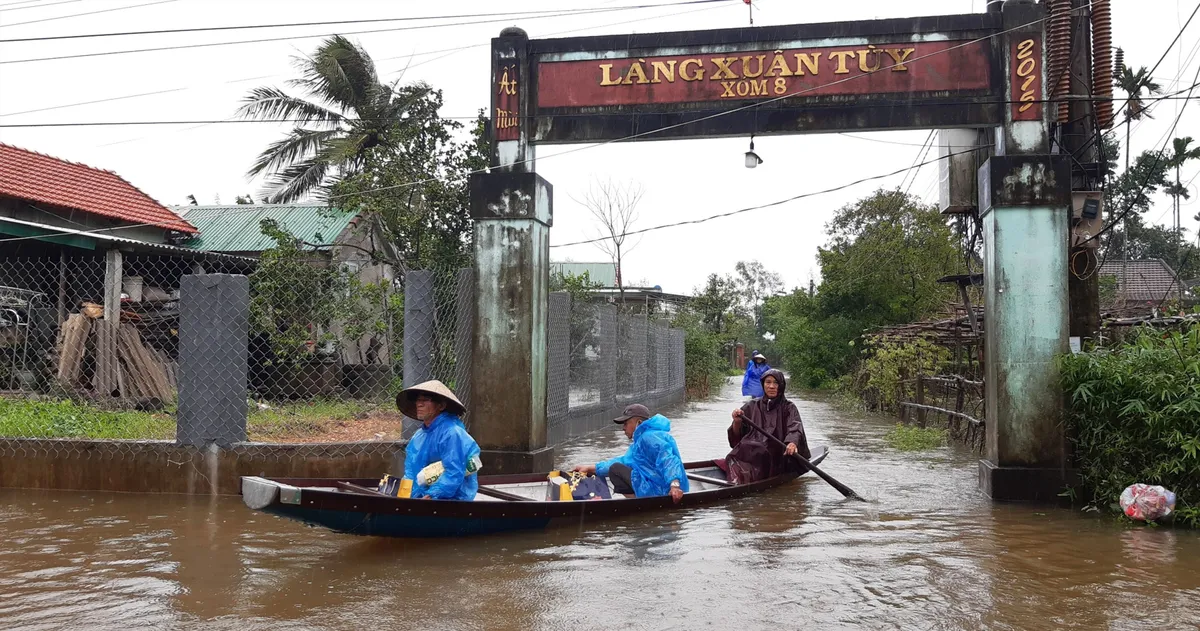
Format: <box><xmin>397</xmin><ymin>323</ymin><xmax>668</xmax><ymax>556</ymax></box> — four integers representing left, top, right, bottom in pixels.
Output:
<box><xmin>0</xmin><ymin>197</ymin><xmax>171</xmax><ymax>244</ymax></box>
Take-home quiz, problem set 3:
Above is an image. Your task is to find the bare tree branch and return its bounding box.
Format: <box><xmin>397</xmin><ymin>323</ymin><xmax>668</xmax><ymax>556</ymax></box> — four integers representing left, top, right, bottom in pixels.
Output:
<box><xmin>570</xmin><ymin>178</ymin><xmax>644</xmax><ymax>305</ymax></box>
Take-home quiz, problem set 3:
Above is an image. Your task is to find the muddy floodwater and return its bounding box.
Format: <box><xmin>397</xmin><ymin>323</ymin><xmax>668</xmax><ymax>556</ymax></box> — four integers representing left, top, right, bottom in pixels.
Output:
<box><xmin>2</xmin><ymin>380</ymin><xmax>1198</xmax><ymax>630</ymax></box>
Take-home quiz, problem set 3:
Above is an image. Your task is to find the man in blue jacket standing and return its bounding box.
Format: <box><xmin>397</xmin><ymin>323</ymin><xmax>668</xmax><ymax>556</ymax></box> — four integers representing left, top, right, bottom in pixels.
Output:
<box><xmin>742</xmin><ymin>351</ymin><xmax>771</xmax><ymax>398</ymax></box>
<box><xmin>572</xmin><ymin>404</ymin><xmax>689</xmax><ymax>503</ymax></box>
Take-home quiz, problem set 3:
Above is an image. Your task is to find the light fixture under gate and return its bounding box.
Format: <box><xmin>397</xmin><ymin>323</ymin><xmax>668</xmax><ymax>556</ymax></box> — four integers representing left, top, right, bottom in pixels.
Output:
<box><xmin>744</xmin><ymin>135</ymin><xmax>763</xmax><ymax>169</ymax></box>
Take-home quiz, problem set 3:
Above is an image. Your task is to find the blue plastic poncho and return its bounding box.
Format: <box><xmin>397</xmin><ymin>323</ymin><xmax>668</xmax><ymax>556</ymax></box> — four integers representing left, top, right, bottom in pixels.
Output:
<box><xmin>594</xmin><ymin>414</ymin><xmax>690</xmax><ymax>497</ymax></box>
<box><xmin>402</xmin><ymin>411</ymin><xmax>481</xmax><ymax>500</ymax></box>
<box><xmin>742</xmin><ymin>358</ymin><xmax>771</xmax><ymax>397</ymax></box>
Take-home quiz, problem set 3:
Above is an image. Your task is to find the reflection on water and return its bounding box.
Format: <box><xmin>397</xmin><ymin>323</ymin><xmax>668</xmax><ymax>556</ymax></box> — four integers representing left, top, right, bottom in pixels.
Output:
<box><xmin>2</xmin><ymin>381</ymin><xmax>1198</xmax><ymax>630</ymax></box>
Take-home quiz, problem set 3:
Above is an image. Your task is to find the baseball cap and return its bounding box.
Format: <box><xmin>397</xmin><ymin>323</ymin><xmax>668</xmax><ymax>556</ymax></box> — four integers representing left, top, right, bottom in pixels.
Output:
<box><xmin>612</xmin><ymin>403</ymin><xmax>652</xmax><ymax>424</ymax></box>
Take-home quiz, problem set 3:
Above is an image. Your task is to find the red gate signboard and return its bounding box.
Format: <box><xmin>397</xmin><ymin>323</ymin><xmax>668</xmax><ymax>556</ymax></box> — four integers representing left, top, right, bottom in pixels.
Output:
<box><xmin>537</xmin><ymin>40</ymin><xmax>991</xmax><ymax>108</ymax></box>
<box><xmin>495</xmin><ymin>63</ymin><xmax>520</xmax><ymax>141</ymax></box>
<box><xmin>500</xmin><ymin>13</ymin><xmax>1005</xmax><ymax>143</ymax></box>
<box><xmin>1009</xmin><ymin>35</ymin><xmax>1043</xmax><ymax>121</ymax></box>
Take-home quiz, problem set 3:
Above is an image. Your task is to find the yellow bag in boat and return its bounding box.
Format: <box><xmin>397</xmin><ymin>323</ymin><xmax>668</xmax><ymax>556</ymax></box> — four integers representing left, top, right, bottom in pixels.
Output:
<box><xmin>546</xmin><ymin>470</ymin><xmax>573</xmax><ymax>501</ymax></box>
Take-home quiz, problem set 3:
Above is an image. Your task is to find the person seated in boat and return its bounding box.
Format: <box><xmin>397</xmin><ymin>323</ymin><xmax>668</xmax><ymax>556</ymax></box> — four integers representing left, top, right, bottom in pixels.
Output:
<box><xmin>571</xmin><ymin>404</ymin><xmax>689</xmax><ymax>504</ymax></box>
<box><xmin>725</xmin><ymin>369</ymin><xmax>810</xmax><ymax>485</ymax></box>
<box><xmin>742</xmin><ymin>350</ymin><xmax>771</xmax><ymax>399</ymax></box>
<box><xmin>396</xmin><ymin>380</ymin><xmax>481</xmax><ymax>501</ymax></box>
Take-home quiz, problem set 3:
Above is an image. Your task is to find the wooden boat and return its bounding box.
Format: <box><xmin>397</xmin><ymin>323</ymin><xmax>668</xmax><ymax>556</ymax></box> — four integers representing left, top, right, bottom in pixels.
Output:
<box><xmin>240</xmin><ymin>446</ymin><xmax>827</xmax><ymax>538</ymax></box>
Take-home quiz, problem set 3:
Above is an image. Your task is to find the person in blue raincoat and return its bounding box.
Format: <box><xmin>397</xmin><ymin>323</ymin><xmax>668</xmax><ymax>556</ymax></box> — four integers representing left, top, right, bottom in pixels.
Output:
<box><xmin>742</xmin><ymin>351</ymin><xmax>771</xmax><ymax>398</ymax></box>
<box><xmin>396</xmin><ymin>380</ymin><xmax>481</xmax><ymax>500</ymax></box>
<box><xmin>571</xmin><ymin>403</ymin><xmax>689</xmax><ymax>503</ymax></box>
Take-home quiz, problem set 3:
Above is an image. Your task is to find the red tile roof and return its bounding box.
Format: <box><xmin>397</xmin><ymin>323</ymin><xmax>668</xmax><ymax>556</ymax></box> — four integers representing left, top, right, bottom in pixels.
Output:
<box><xmin>0</xmin><ymin>143</ymin><xmax>197</xmax><ymax>234</ymax></box>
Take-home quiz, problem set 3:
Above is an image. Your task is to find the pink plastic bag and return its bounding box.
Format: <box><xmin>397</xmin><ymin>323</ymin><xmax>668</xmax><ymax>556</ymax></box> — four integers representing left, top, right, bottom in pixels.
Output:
<box><xmin>1119</xmin><ymin>484</ymin><xmax>1177</xmax><ymax>522</ymax></box>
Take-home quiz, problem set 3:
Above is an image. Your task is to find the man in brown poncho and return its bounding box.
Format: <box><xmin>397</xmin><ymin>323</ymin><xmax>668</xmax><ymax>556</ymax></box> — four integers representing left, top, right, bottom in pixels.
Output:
<box><xmin>725</xmin><ymin>369</ymin><xmax>810</xmax><ymax>485</ymax></box>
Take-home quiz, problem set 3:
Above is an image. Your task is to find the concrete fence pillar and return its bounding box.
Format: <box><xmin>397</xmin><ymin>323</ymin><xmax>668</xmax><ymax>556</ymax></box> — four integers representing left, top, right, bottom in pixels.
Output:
<box><xmin>401</xmin><ymin>269</ymin><xmax>435</xmax><ymax>438</ymax></box>
<box><xmin>177</xmin><ymin>274</ymin><xmax>248</xmax><ymax>447</ymax></box>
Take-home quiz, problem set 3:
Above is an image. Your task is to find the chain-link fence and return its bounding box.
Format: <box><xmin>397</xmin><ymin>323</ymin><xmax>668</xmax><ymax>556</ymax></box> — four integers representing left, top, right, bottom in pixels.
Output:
<box><xmin>0</xmin><ymin>246</ymin><xmax>680</xmax><ymax>467</ymax></box>
<box><xmin>547</xmin><ymin>295</ymin><xmax>687</xmax><ymax>444</ymax></box>
<box><xmin>0</xmin><ymin>246</ymin><xmax>477</xmax><ymax>449</ymax></box>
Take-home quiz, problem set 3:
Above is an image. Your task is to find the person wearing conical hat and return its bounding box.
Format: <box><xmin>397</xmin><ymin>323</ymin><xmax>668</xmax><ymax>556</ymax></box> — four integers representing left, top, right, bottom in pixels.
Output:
<box><xmin>741</xmin><ymin>350</ymin><xmax>771</xmax><ymax>399</ymax></box>
<box><xmin>396</xmin><ymin>380</ymin><xmax>481</xmax><ymax>500</ymax></box>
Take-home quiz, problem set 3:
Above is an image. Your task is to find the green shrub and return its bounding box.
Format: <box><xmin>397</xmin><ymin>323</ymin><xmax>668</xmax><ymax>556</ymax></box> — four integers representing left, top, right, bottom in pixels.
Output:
<box><xmin>884</xmin><ymin>423</ymin><xmax>946</xmax><ymax>451</ymax></box>
<box><xmin>1059</xmin><ymin>325</ymin><xmax>1200</xmax><ymax>527</ymax></box>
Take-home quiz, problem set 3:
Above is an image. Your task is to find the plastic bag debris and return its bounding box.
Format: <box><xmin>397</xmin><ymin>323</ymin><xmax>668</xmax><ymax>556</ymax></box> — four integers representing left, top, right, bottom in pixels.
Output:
<box><xmin>1119</xmin><ymin>484</ymin><xmax>1177</xmax><ymax>522</ymax></box>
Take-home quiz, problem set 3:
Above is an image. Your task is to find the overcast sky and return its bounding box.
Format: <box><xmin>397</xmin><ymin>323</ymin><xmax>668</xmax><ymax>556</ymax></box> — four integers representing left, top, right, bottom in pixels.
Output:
<box><xmin>1</xmin><ymin>0</ymin><xmax>1197</xmax><ymax>294</ymax></box>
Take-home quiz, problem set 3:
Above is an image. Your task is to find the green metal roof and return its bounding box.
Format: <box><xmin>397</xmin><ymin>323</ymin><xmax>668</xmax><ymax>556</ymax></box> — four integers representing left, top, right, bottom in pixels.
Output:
<box><xmin>175</xmin><ymin>204</ymin><xmax>358</xmax><ymax>253</ymax></box>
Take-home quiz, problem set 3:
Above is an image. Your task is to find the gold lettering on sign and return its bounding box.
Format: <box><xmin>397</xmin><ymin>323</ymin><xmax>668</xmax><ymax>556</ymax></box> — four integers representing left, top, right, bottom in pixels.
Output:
<box><xmin>651</xmin><ymin>60</ymin><xmax>676</xmax><ymax>83</ymax></box>
<box><xmin>680</xmin><ymin>58</ymin><xmax>705</xmax><ymax>81</ymax></box>
<box><xmin>741</xmin><ymin>55</ymin><xmax>766</xmax><ymax>78</ymax></box>
<box><xmin>884</xmin><ymin>47</ymin><xmax>915</xmax><ymax>71</ymax></box>
<box><xmin>623</xmin><ymin>60</ymin><xmax>650</xmax><ymax>84</ymax></box>
<box><xmin>1016</xmin><ymin>38</ymin><xmax>1037</xmax><ymax>113</ymax></box>
<box><xmin>498</xmin><ymin>67</ymin><xmax>517</xmax><ymax>95</ymax></box>
<box><xmin>599</xmin><ymin>64</ymin><xmax>622</xmax><ymax>86</ymax></box>
<box><xmin>793</xmin><ymin>52</ymin><xmax>820</xmax><ymax>75</ymax></box>
<box><xmin>711</xmin><ymin>57</ymin><xmax>738</xmax><ymax>80</ymax></box>
<box><xmin>590</xmin><ymin>44</ymin><xmax>920</xmax><ymax>95</ymax></box>
<box><xmin>856</xmin><ymin>45</ymin><xmax>881</xmax><ymax>73</ymax></box>
<box><xmin>765</xmin><ymin>51</ymin><xmax>793</xmax><ymax>77</ymax></box>
<box><xmin>495</xmin><ymin>109</ymin><xmax>518</xmax><ymax>129</ymax></box>
<box><xmin>829</xmin><ymin>50</ymin><xmax>854</xmax><ymax>74</ymax></box>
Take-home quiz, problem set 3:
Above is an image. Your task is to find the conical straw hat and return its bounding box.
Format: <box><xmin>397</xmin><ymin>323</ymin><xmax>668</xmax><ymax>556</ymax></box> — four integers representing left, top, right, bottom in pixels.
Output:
<box><xmin>396</xmin><ymin>380</ymin><xmax>465</xmax><ymax>419</ymax></box>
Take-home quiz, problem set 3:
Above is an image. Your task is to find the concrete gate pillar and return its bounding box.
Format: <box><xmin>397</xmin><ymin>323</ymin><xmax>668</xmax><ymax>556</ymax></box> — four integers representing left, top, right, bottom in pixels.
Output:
<box><xmin>978</xmin><ymin>1</ymin><xmax>1074</xmax><ymax>501</ymax></box>
<box><xmin>465</xmin><ymin>27</ymin><xmax>555</xmax><ymax>473</ymax></box>
<box><xmin>467</xmin><ymin>172</ymin><xmax>554</xmax><ymax>473</ymax></box>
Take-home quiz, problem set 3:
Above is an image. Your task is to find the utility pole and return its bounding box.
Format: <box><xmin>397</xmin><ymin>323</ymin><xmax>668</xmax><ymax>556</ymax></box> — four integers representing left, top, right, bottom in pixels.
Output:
<box><xmin>1065</xmin><ymin>0</ymin><xmax>1102</xmax><ymax>342</ymax></box>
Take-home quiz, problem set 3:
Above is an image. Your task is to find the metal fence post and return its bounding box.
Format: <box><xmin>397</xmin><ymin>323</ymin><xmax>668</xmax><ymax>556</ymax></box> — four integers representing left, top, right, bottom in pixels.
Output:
<box><xmin>453</xmin><ymin>267</ymin><xmax>475</xmax><ymax>425</ymax></box>
<box><xmin>177</xmin><ymin>274</ymin><xmax>248</xmax><ymax>448</ymax></box>
<box><xmin>599</xmin><ymin>305</ymin><xmax>617</xmax><ymax>409</ymax></box>
<box><xmin>547</xmin><ymin>292</ymin><xmax>571</xmax><ymax>433</ymax></box>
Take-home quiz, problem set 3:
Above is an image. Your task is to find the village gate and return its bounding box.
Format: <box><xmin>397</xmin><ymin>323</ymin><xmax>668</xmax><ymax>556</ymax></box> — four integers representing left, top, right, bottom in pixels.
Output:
<box><xmin>468</xmin><ymin>1</ymin><xmax>1099</xmax><ymax>501</ymax></box>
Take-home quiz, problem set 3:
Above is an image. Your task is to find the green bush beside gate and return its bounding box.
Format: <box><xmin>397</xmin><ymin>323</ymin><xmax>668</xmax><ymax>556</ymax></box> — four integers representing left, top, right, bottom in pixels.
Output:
<box><xmin>1059</xmin><ymin>326</ymin><xmax>1200</xmax><ymax>527</ymax></box>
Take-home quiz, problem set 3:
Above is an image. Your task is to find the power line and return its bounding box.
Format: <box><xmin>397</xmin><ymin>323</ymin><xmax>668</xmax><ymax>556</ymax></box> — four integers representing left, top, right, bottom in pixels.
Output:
<box><xmin>1076</xmin><ymin>1</ymin><xmax>1200</xmax><ymax>159</ymax></box>
<box><xmin>0</xmin><ymin>2</ymin><xmax>730</xmax><ymax>64</ymax></box>
<box><xmin>19</xmin><ymin>96</ymin><xmax>1200</xmax><ymax>128</ymax></box>
<box><xmin>549</xmin><ymin>146</ymin><xmax>987</xmax><ymax>249</ymax></box>
<box><xmin>0</xmin><ymin>0</ymin><xmax>727</xmax><ymax>119</ymax></box>
<box><xmin>1082</xmin><ymin>44</ymin><xmax>1200</xmax><ymax>247</ymax></box>
<box><xmin>324</xmin><ymin>4</ymin><xmax>1098</xmax><ymax>203</ymax></box>
<box><xmin>0</xmin><ymin>144</ymin><xmax>986</xmax><ymax>247</ymax></box>
<box><xmin>81</xmin><ymin>1</ymin><xmax>733</xmax><ymax>148</ymax></box>
<box><xmin>0</xmin><ymin>0</ymin><xmax>176</xmax><ymax>28</ymax></box>
<box><xmin>0</xmin><ymin>0</ymin><xmax>728</xmax><ymax>42</ymax></box>
<box><xmin>0</xmin><ymin>0</ymin><xmax>76</xmax><ymax>12</ymax></box>
<box><xmin>0</xmin><ymin>0</ymin><xmax>49</xmax><ymax>8</ymax></box>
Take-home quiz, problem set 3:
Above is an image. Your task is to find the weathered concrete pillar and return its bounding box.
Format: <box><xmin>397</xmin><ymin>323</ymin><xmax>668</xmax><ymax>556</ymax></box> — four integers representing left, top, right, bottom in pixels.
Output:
<box><xmin>401</xmin><ymin>269</ymin><xmax>435</xmax><ymax>438</ymax></box>
<box><xmin>978</xmin><ymin>1</ymin><xmax>1073</xmax><ymax>501</ymax></box>
<box><xmin>177</xmin><ymin>274</ymin><xmax>248</xmax><ymax>448</ymax></box>
<box><xmin>467</xmin><ymin>171</ymin><xmax>554</xmax><ymax>473</ymax></box>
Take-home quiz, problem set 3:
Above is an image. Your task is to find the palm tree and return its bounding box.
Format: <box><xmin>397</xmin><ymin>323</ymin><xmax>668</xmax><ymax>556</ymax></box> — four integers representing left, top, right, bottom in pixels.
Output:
<box><xmin>1115</xmin><ymin>64</ymin><xmax>1163</xmax><ymax>171</ymax></box>
<box><xmin>1165</xmin><ymin>136</ymin><xmax>1200</xmax><ymax>238</ymax></box>
<box><xmin>237</xmin><ymin>36</ymin><xmax>414</xmax><ymax>203</ymax></box>
<box><xmin>1114</xmin><ymin>60</ymin><xmax>1162</xmax><ymax>302</ymax></box>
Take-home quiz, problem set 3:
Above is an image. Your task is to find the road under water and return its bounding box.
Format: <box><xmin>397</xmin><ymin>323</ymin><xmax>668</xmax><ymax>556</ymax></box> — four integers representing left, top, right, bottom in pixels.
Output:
<box><xmin>2</xmin><ymin>380</ymin><xmax>1198</xmax><ymax>630</ymax></box>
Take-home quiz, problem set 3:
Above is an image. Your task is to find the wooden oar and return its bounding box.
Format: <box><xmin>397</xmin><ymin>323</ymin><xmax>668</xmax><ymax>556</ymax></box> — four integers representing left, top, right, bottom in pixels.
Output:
<box><xmin>737</xmin><ymin>416</ymin><xmax>866</xmax><ymax>501</ymax></box>
<box><xmin>686</xmin><ymin>472</ymin><xmax>734</xmax><ymax>488</ymax></box>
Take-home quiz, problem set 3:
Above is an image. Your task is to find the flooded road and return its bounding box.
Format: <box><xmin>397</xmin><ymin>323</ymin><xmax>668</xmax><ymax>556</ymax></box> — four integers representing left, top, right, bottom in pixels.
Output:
<box><xmin>2</xmin><ymin>380</ymin><xmax>1198</xmax><ymax>630</ymax></box>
